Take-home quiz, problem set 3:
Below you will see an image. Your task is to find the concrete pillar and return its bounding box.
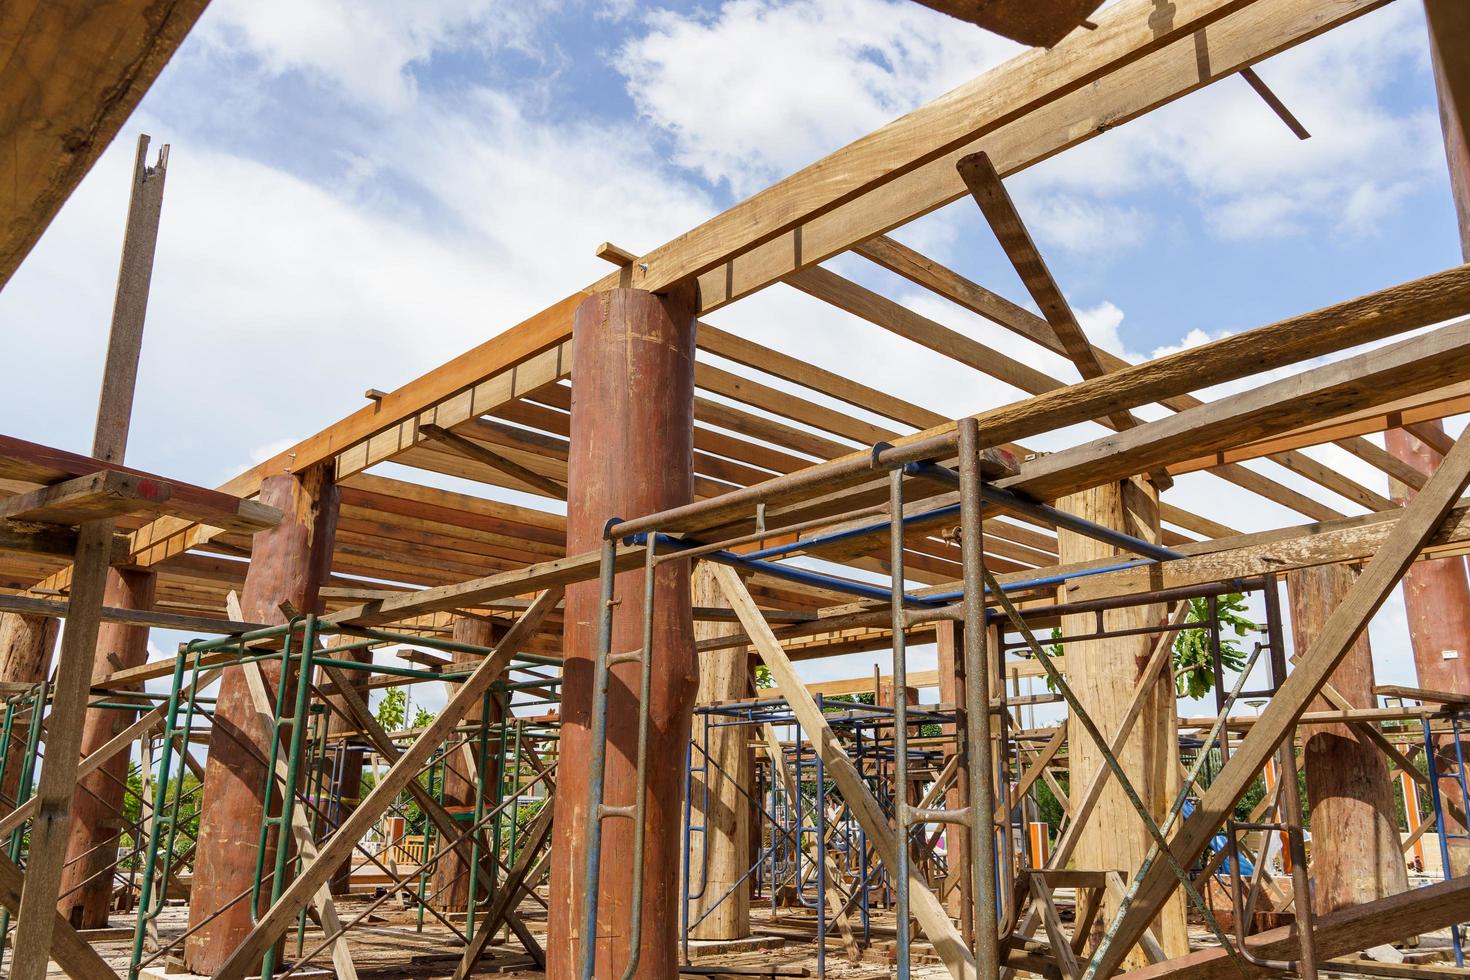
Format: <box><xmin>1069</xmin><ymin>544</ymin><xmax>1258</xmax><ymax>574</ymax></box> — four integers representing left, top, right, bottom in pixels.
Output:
<box><xmin>57</xmin><ymin>567</ymin><xmax>156</xmax><ymax>927</ymax></box>
<box><xmin>1287</xmin><ymin>563</ymin><xmax>1407</xmax><ymax>913</ymax></box>
<box><xmin>185</xmin><ymin>467</ymin><xmax>338</xmax><ymax>975</ymax></box>
<box><xmin>1057</xmin><ymin>477</ymin><xmax>1187</xmax><ymax>967</ymax></box>
<box><xmin>546</xmin><ymin>285</ymin><xmax>699</xmax><ymax>979</ymax></box>
<box><xmin>0</xmin><ymin>613</ymin><xmax>58</xmax><ymax>809</ymax></box>
<box><xmin>430</xmin><ymin>615</ymin><xmax>499</xmax><ymax>911</ymax></box>
<box><xmin>686</xmin><ymin>563</ymin><xmax>752</xmax><ymax>940</ymax></box>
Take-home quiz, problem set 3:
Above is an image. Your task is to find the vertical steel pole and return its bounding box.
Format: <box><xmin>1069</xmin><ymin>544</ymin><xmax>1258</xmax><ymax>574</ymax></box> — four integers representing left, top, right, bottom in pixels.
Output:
<box><xmin>577</xmin><ymin>537</ymin><xmax>621</xmax><ymax>980</ymax></box>
<box><xmin>957</xmin><ymin>419</ymin><xmax>1000</xmax><ymax>974</ymax></box>
<box><xmin>889</xmin><ymin>468</ymin><xmax>912</xmax><ymax>978</ymax></box>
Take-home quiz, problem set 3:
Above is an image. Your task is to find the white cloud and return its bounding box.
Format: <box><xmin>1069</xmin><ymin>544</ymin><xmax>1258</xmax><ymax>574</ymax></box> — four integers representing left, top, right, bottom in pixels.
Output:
<box><xmin>615</xmin><ymin>0</ymin><xmax>1020</xmax><ymax>196</ymax></box>
<box><xmin>197</xmin><ymin>0</ymin><xmax>555</xmax><ymax>110</ymax></box>
<box><xmin>1012</xmin><ymin>3</ymin><xmax>1440</xmax><ymax>247</ymax></box>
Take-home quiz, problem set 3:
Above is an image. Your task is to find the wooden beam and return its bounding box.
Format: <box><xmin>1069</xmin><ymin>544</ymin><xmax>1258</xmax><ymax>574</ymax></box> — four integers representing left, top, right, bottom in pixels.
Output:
<box><xmin>1001</xmin><ymin>318</ymin><xmax>1470</xmax><ymax>502</ymax></box>
<box><xmin>1092</xmin><ymin>425</ymin><xmax>1470</xmax><ymax>978</ymax></box>
<box><xmin>0</xmin><ymin>7</ymin><xmax>202</xmax><ymax>286</ymax></box>
<box><xmin>1118</xmin><ymin>875</ymin><xmax>1470</xmax><ymax>980</ymax></box>
<box><xmin>0</xmin><ymin>469</ymin><xmax>170</xmax><ymax>525</ymax></box>
<box><xmin>710</xmin><ymin>561</ymin><xmax>975</xmax><ymax>980</ymax></box>
<box><xmin>419</xmin><ymin>423</ymin><xmax>567</xmax><ymax>500</ymax></box>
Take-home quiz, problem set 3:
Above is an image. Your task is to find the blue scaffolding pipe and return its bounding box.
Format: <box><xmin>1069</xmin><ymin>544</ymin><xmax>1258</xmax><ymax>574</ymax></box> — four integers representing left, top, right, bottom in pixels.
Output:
<box><xmin>902</xmin><ymin>461</ymin><xmax>1186</xmax><ymax>563</ymax></box>
<box><xmin>632</xmin><ymin>531</ymin><xmax>1157</xmax><ymax>611</ymax></box>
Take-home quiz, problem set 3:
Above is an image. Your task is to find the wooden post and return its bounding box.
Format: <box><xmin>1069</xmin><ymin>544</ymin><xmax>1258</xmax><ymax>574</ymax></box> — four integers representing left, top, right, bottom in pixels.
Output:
<box><xmin>687</xmin><ymin>562</ymin><xmax>752</xmax><ymax>940</ymax></box>
<box><xmin>430</xmin><ymin>615</ymin><xmax>499</xmax><ymax>911</ymax></box>
<box><xmin>935</xmin><ymin>621</ymin><xmax>971</xmax><ymax>929</ymax></box>
<box><xmin>0</xmin><ymin>613</ymin><xmax>57</xmax><ymax>809</ymax></box>
<box><xmin>1056</xmin><ymin>477</ymin><xmax>1187</xmax><ymax>967</ymax></box>
<box><xmin>1286</xmin><ymin>563</ymin><xmax>1407</xmax><ymax>913</ymax></box>
<box><xmin>57</xmin><ymin>567</ymin><xmax>156</xmax><ymax>928</ymax></box>
<box><xmin>10</xmin><ymin>134</ymin><xmax>165</xmax><ymax>980</ymax></box>
<box><xmin>184</xmin><ymin>467</ymin><xmax>338</xmax><ymax>975</ymax></box>
<box><xmin>546</xmin><ymin>285</ymin><xmax>700</xmax><ymax>978</ymax></box>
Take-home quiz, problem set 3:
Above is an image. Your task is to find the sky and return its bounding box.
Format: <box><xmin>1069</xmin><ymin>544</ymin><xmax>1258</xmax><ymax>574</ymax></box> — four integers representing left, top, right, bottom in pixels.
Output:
<box><xmin>0</xmin><ymin>0</ymin><xmax>1465</xmax><ymax>714</ymax></box>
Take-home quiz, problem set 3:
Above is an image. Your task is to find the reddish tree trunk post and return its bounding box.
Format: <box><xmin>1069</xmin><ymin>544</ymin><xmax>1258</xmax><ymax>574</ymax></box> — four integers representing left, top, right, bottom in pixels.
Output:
<box><xmin>0</xmin><ymin>613</ymin><xmax>58</xmax><ymax>809</ymax></box>
<box><xmin>185</xmin><ymin>468</ymin><xmax>338</xmax><ymax>975</ymax></box>
<box><xmin>1386</xmin><ymin>425</ymin><xmax>1470</xmax><ymax>875</ymax></box>
<box><xmin>546</xmin><ymin>285</ymin><xmax>698</xmax><ymax>979</ymax></box>
<box><xmin>57</xmin><ymin>567</ymin><xmax>156</xmax><ymax>928</ymax></box>
<box><xmin>430</xmin><ymin>615</ymin><xmax>500</xmax><ymax>911</ymax></box>
<box><xmin>1287</xmin><ymin>563</ymin><xmax>1407</xmax><ymax>913</ymax></box>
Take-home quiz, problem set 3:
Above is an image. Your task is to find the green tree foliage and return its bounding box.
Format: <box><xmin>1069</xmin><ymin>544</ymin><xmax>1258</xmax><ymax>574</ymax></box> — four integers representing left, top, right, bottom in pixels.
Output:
<box><xmin>1174</xmin><ymin>594</ymin><xmax>1255</xmax><ymax>700</ymax></box>
<box><xmin>375</xmin><ymin>687</ymin><xmax>407</xmax><ymax>730</ymax></box>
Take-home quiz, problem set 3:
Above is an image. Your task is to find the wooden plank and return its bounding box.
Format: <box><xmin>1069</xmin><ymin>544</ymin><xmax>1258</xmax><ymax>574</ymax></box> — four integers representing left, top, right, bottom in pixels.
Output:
<box><xmin>1062</xmin><ymin>501</ymin><xmax>1470</xmax><ymax>605</ymax></box>
<box><xmin>0</xmin><ymin>435</ymin><xmax>279</xmax><ymax>535</ymax></box>
<box><xmin>0</xmin><ymin>522</ymin><xmax>132</xmax><ymax>561</ymax></box>
<box><xmin>210</xmin><ymin>588</ymin><xmax>562</xmax><ymax>980</ymax></box>
<box><xmin>1118</xmin><ymin>876</ymin><xmax>1470</xmax><ymax>980</ymax></box>
<box><xmin>1002</xmin><ymin>318</ymin><xmax>1470</xmax><ymax>501</ymax></box>
<box><xmin>0</xmin><ymin>5</ymin><xmax>203</xmax><ymax>286</ymax></box>
<box><xmin>710</xmin><ymin>562</ymin><xmax>975</xmax><ymax>980</ymax></box>
<box><xmin>1094</xmin><ymin>426</ymin><xmax>1470</xmax><ymax>978</ymax></box>
<box><xmin>0</xmin><ymin>850</ymin><xmax>116</xmax><ymax>979</ymax></box>
<box><xmin>0</xmin><ymin>469</ymin><xmax>171</xmax><ymax>525</ymax></box>
<box><xmin>420</xmin><ymin>424</ymin><xmax>567</xmax><ymax>499</ymax></box>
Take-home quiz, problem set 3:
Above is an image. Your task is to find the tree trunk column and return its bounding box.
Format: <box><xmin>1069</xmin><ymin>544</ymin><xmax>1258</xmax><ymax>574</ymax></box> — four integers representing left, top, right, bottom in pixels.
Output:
<box><xmin>547</xmin><ymin>285</ymin><xmax>699</xmax><ymax>979</ymax></box>
<box><xmin>1386</xmin><ymin>425</ymin><xmax>1470</xmax><ymax>876</ymax></box>
<box><xmin>185</xmin><ymin>468</ymin><xmax>338</xmax><ymax>975</ymax></box>
<box><xmin>1287</xmin><ymin>563</ymin><xmax>1407</xmax><ymax>913</ymax></box>
<box><xmin>1057</xmin><ymin>477</ymin><xmax>1187</xmax><ymax>967</ymax></box>
<box><xmin>431</xmin><ymin>615</ymin><xmax>500</xmax><ymax>911</ymax></box>
<box><xmin>687</xmin><ymin>563</ymin><xmax>752</xmax><ymax>940</ymax></box>
<box><xmin>0</xmin><ymin>613</ymin><xmax>58</xmax><ymax>809</ymax></box>
<box><xmin>935</xmin><ymin>621</ymin><xmax>971</xmax><ymax>929</ymax></box>
<box><xmin>57</xmin><ymin>567</ymin><xmax>156</xmax><ymax>928</ymax></box>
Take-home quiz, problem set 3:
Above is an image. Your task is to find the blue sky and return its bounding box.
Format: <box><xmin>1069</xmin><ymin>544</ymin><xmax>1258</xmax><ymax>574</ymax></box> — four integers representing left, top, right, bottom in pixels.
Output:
<box><xmin>0</xmin><ymin>0</ymin><xmax>1462</xmax><ymax>705</ymax></box>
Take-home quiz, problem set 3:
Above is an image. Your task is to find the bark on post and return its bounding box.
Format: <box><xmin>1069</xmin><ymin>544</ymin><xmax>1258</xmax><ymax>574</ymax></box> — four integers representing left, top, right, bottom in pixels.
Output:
<box><xmin>0</xmin><ymin>613</ymin><xmax>57</xmax><ymax>810</ymax></box>
<box><xmin>546</xmin><ymin>285</ymin><xmax>699</xmax><ymax>979</ymax></box>
<box><xmin>1057</xmin><ymin>477</ymin><xmax>1187</xmax><ymax>967</ymax></box>
<box><xmin>430</xmin><ymin>615</ymin><xmax>500</xmax><ymax>912</ymax></box>
<box><xmin>57</xmin><ymin>567</ymin><xmax>156</xmax><ymax>928</ymax></box>
<box><xmin>184</xmin><ymin>467</ymin><xmax>338</xmax><ymax>975</ymax></box>
<box><xmin>687</xmin><ymin>563</ymin><xmax>752</xmax><ymax>940</ymax></box>
<box><xmin>1287</xmin><ymin>563</ymin><xmax>1407</xmax><ymax>913</ymax></box>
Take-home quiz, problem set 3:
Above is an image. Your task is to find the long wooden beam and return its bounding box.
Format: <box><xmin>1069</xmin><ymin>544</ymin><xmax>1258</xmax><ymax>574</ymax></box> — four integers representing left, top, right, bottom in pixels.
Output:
<box><xmin>1090</xmin><ymin>426</ymin><xmax>1470</xmax><ymax>978</ymax></box>
<box><xmin>1000</xmin><ymin>317</ymin><xmax>1470</xmax><ymax>502</ymax></box>
<box><xmin>0</xmin><ymin>1</ymin><xmax>206</xmax><ymax>287</ymax></box>
<box><xmin>1117</xmin><ymin>875</ymin><xmax>1470</xmax><ymax>980</ymax></box>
